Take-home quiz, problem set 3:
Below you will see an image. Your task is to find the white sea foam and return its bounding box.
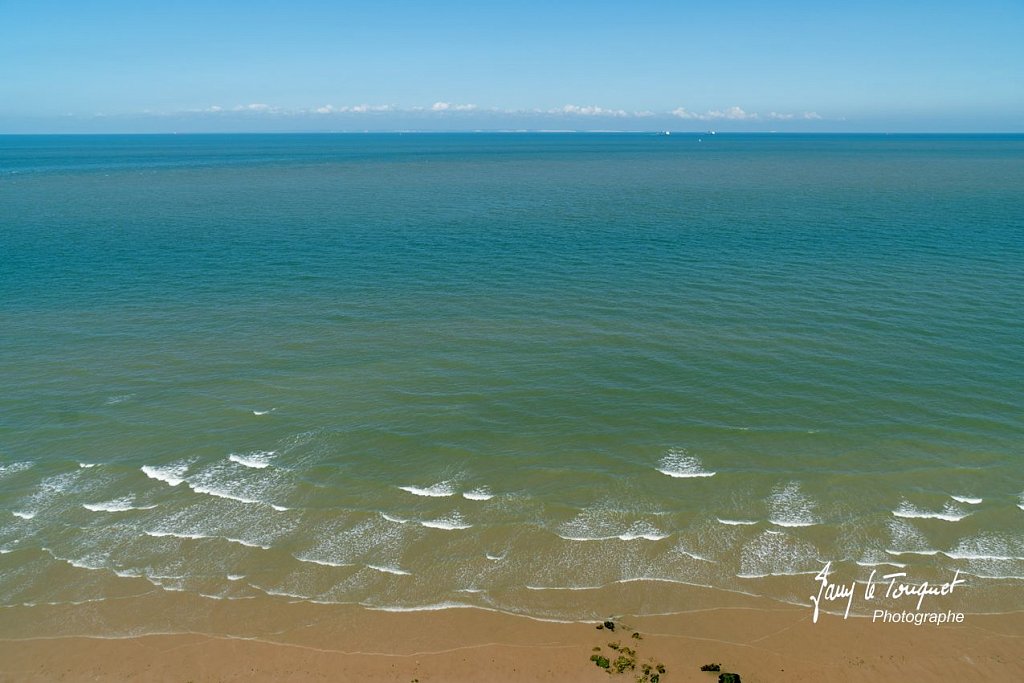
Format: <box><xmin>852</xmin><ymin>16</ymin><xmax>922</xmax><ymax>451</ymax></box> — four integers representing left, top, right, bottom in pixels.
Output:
<box><xmin>420</xmin><ymin>513</ymin><xmax>471</xmax><ymax>530</ymax></box>
<box><xmin>656</xmin><ymin>448</ymin><xmax>716</xmax><ymax>478</ymax></box>
<box><xmin>0</xmin><ymin>461</ymin><xmax>33</xmax><ymax>478</ymax></box>
<box><xmin>143</xmin><ymin>572</ymin><xmax>188</xmax><ymax>581</ymax></box>
<box><xmin>739</xmin><ymin>529</ymin><xmax>821</xmax><ymax>579</ymax></box>
<box><xmin>737</xmin><ymin>570</ymin><xmax>820</xmax><ymax>579</ymax></box>
<box><xmin>561</xmin><ymin>520</ymin><xmax>670</xmax><ymax>541</ymax></box>
<box><xmin>942</xmin><ymin>534</ymin><xmax>1024</xmax><ymax>562</ymax></box>
<box><xmin>381</xmin><ymin>512</ymin><xmax>408</xmax><ymax>524</ymax></box>
<box><xmin>892</xmin><ymin>500</ymin><xmax>970</xmax><ymax>522</ymax></box>
<box><xmin>225</xmin><ymin>537</ymin><xmax>271</xmax><ymax>550</ymax></box>
<box><xmin>12</xmin><ymin>511</ymin><xmax>35</xmax><ymax>520</ymax></box>
<box><xmin>146</xmin><ymin>530</ymin><xmax>212</xmax><ymax>541</ymax></box>
<box><xmin>885</xmin><ymin>549</ymin><xmax>941</xmax><ymax>556</ymax></box>
<box><xmin>399</xmin><ymin>481</ymin><xmax>455</xmax><ymax>497</ymax></box>
<box><xmin>767</xmin><ymin>481</ymin><xmax>818</xmax><ymax>528</ymax></box>
<box><xmin>113</xmin><ymin>568</ymin><xmax>142</xmax><ymax>578</ymax></box>
<box><xmin>964</xmin><ymin>573</ymin><xmax>1024</xmax><ymax>581</ymax></box>
<box><xmin>362</xmin><ymin>602</ymin><xmax>473</xmax><ymax>613</ymax></box>
<box><xmin>50</xmin><ymin>472</ymin><xmax>77</xmax><ymax>490</ymax></box>
<box><xmin>261</xmin><ymin>588</ymin><xmax>310</xmax><ymax>600</ymax></box>
<box><xmin>943</xmin><ymin>551</ymin><xmax>1019</xmax><ymax>561</ymax></box>
<box><xmin>617</xmin><ymin>531</ymin><xmax>670</xmax><ymax>541</ymax></box>
<box><xmin>463</xmin><ymin>487</ymin><xmax>493</xmax><ymax>501</ymax></box>
<box><xmin>141</xmin><ymin>463</ymin><xmax>189</xmax><ymax>487</ymax></box>
<box><xmin>199</xmin><ymin>592</ymin><xmax>229</xmax><ymax>601</ymax></box>
<box><xmin>83</xmin><ymin>498</ymin><xmax>157</xmax><ymax>512</ymax></box>
<box><xmin>456</xmin><ymin>588</ymin><xmax>485</xmax><ymax>594</ymax></box>
<box><xmin>885</xmin><ymin>519</ymin><xmax>938</xmax><ymax>557</ymax></box>
<box><xmin>485</xmin><ymin>552</ymin><xmax>505</xmax><ymax>561</ymax></box>
<box><xmin>188</xmin><ymin>483</ymin><xmax>261</xmax><ymax>505</ymax></box>
<box><xmin>526</xmin><ymin>584</ymin><xmax>601</xmax><ymax>591</ymax></box>
<box><xmin>556</xmin><ymin>534</ymin><xmax>625</xmax><ymax>541</ymax></box>
<box><xmin>158</xmin><ymin>584</ymin><xmax>187</xmax><ymax>593</ymax></box>
<box><xmin>557</xmin><ymin>515</ymin><xmax>667</xmax><ymax>542</ymax></box>
<box><xmin>227</xmin><ymin>574</ymin><xmax>246</xmax><ymax>581</ymax></box>
<box><xmin>421</xmin><ymin>519</ymin><xmax>472</xmax><ymax>530</ymax></box>
<box><xmin>293</xmin><ymin>555</ymin><xmax>353</xmax><ymax>568</ymax></box>
<box><xmin>64</xmin><ymin>557</ymin><xmax>107</xmax><ymax>571</ymax></box>
<box><xmin>42</xmin><ymin>549</ymin><xmax>107</xmax><ymax>572</ymax></box>
<box><xmin>270</xmin><ymin>504</ymin><xmax>290</xmax><ymax>512</ymax></box>
<box><xmin>613</xmin><ymin>577</ymin><xmax>715</xmax><ymax>590</ymax></box>
<box><xmin>252</xmin><ymin>408</ymin><xmax>275</xmax><ymax>416</ymax></box>
<box><xmin>856</xmin><ymin>560</ymin><xmax>907</xmax><ymax>568</ymax></box>
<box><xmin>104</xmin><ymin>394</ymin><xmax>134</xmax><ymax>405</ymax></box>
<box><xmin>367</xmin><ymin>564</ymin><xmax>411</xmax><ymax>576</ymax></box>
<box><xmin>675</xmin><ymin>547</ymin><xmax>713</xmax><ymax>562</ymax></box>
<box><xmin>717</xmin><ymin>518</ymin><xmax>758</xmax><ymax>526</ymax></box>
<box><xmin>78</xmin><ymin>463</ymin><xmax>98</xmax><ymax>469</ymax></box>
<box><xmin>228</xmin><ymin>451</ymin><xmax>274</xmax><ymax>469</ymax></box>
<box><xmin>950</xmin><ymin>495</ymin><xmax>982</xmax><ymax>505</ymax></box>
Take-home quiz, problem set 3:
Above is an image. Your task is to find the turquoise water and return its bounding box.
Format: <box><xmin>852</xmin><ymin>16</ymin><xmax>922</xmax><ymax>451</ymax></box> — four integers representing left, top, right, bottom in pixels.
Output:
<box><xmin>1</xmin><ymin>133</ymin><xmax>1022</xmax><ymax>627</ymax></box>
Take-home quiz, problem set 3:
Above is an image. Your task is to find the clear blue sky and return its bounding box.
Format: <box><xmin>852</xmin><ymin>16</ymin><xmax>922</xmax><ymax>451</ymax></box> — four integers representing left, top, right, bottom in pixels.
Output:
<box><xmin>1</xmin><ymin>0</ymin><xmax>1021</xmax><ymax>132</ymax></box>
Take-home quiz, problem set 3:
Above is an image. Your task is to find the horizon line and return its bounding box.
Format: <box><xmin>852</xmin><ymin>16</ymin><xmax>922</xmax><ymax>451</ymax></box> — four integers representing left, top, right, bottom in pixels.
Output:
<box><xmin>3</xmin><ymin>130</ymin><xmax>1023</xmax><ymax>136</ymax></box>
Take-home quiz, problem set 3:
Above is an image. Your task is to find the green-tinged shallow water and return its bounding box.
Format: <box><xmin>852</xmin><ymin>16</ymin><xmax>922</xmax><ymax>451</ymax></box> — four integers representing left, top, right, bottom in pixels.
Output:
<box><xmin>1</xmin><ymin>133</ymin><xmax>1022</xmax><ymax>628</ymax></box>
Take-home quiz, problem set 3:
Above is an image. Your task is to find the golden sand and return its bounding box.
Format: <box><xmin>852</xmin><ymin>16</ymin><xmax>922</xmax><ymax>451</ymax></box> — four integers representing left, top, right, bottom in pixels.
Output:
<box><xmin>1</xmin><ymin>587</ymin><xmax>1021</xmax><ymax>681</ymax></box>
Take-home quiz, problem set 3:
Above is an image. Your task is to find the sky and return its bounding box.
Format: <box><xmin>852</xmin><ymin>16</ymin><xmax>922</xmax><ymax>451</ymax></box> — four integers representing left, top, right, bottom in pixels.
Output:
<box><xmin>1</xmin><ymin>0</ymin><xmax>1022</xmax><ymax>133</ymax></box>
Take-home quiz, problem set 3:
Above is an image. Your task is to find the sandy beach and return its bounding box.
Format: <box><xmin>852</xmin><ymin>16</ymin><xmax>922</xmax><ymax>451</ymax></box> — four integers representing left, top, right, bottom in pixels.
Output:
<box><xmin>2</xmin><ymin>585</ymin><xmax>1021</xmax><ymax>682</ymax></box>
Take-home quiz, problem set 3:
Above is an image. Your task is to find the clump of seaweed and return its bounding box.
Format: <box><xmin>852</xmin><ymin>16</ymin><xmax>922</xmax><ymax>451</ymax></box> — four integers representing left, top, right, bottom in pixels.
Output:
<box><xmin>701</xmin><ymin>663</ymin><xmax>721</xmax><ymax>671</ymax></box>
<box><xmin>638</xmin><ymin>660</ymin><xmax>667</xmax><ymax>682</ymax></box>
<box><xmin>717</xmin><ymin>674</ymin><xmax>742</xmax><ymax>683</ymax></box>
<box><xmin>588</xmin><ymin>623</ymin><xmax>666</xmax><ymax>682</ymax></box>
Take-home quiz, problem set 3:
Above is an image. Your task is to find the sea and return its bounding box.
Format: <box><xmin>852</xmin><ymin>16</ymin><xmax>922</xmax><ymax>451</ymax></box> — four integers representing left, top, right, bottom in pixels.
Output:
<box><xmin>1</xmin><ymin>133</ymin><xmax>1022</xmax><ymax>634</ymax></box>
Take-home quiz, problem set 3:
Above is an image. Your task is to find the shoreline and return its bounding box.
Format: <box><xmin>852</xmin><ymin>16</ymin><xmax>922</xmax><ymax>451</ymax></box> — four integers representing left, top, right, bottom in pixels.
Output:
<box><xmin>2</xmin><ymin>589</ymin><xmax>1022</xmax><ymax>681</ymax></box>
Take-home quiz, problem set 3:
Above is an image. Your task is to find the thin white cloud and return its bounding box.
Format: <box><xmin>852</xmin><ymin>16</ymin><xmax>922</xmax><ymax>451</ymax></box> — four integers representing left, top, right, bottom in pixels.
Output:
<box><xmin>162</xmin><ymin>102</ymin><xmax>829</xmax><ymax>123</ymax></box>
<box><xmin>180</xmin><ymin>105</ymin><xmax>227</xmax><ymax>114</ymax></box>
<box><xmin>310</xmin><ymin>104</ymin><xmax>396</xmax><ymax>113</ymax></box>
<box><xmin>431</xmin><ymin>101</ymin><xmax>478</xmax><ymax>112</ymax></box>
<box><xmin>673</xmin><ymin>106</ymin><xmax>758</xmax><ymax>121</ymax></box>
<box><xmin>713</xmin><ymin>106</ymin><xmax>757</xmax><ymax>120</ymax></box>
<box><xmin>553</xmin><ymin>104</ymin><xmax>630</xmax><ymax>117</ymax></box>
<box><xmin>675</xmin><ymin>106</ymin><xmax>824</xmax><ymax>122</ymax></box>
<box><xmin>766</xmin><ymin>111</ymin><xmax>821</xmax><ymax>121</ymax></box>
<box><xmin>340</xmin><ymin>104</ymin><xmax>394</xmax><ymax>113</ymax></box>
<box><xmin>671</xmin><ymin>107</ymin><xmax>709</xmax><ymax>120</ymax></box>
<box><xmin>233</xmin><ymin>103</ymin><xmax>273</xmax><ymax>112</ymax></box>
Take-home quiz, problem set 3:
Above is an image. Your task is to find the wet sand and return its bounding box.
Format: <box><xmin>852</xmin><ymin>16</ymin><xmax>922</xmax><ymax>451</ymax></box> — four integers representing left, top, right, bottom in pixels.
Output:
<box><xmin>1</xmin><ymin>590</ymin><xmax>1021</xmax><ymax>682</ymax></box>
